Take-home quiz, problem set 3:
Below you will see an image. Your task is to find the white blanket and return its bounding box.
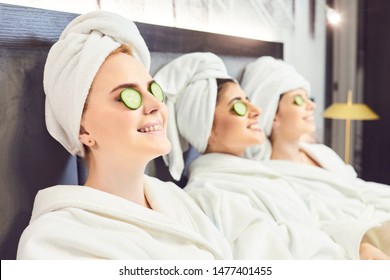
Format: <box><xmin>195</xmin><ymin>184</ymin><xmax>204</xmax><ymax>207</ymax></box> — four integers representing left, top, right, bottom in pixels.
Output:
<box><xmin>185</xmin><ymin>153</ymin><xmax>348</xmax><ymax>259</ymax></box>
<box><xmin>17</xmin><ymin>176</ymin><xmax>232</xmax><ymax>259</ymax></box>
<box><xmin>262</xmin><ymin>142</ymin><xmax>390</xmax><ymax>259</ymax></box>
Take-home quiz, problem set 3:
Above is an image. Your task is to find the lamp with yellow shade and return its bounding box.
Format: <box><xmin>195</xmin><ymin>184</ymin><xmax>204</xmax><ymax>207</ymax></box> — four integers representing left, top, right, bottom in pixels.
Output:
<box><xmin>322</xmin><ymin>90</ymin><xmax>379</xmax><ymax>164</ymax></box>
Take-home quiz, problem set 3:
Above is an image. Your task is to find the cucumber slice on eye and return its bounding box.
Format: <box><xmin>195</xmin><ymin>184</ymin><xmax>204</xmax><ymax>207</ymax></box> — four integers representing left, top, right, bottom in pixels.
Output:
<box><xmin>294</xmin><ymin>95</ymin><xmax>304</xmax><ymax>106</ymax></box>
<box><xmin>150</xmin><ymin>82</ymin><xmax>165</xmax><ymax>102</ymax></box>
<box><xmin>120</xmin><ymin>88</ymin><xmax>142</xmax><ymax>110</ymax></box>
<box><xmin>233</xmin><ymin>101</ymin><xmax>247</xmax><ymax>116</ymax></box>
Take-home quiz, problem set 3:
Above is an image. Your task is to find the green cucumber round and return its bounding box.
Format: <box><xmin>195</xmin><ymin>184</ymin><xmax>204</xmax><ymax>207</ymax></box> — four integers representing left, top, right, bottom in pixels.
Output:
<box><xmin>294</xmin><ymin>95</ymin><xmax>304</xmax><ymax>106</ymax></box>
<box><xmin>233</xmin><ymin>101</ymin><xmax>247</xmax><ymax>116</ymax></box>
<box><xmin>120</xmin><ymin>88</ymin><xmax>142</xmax><ymax>110</ymax></box>
<box><xmin>150</xmin><ymin>82</ymin><xmax>164</xmax><ymax>102</ymax></box>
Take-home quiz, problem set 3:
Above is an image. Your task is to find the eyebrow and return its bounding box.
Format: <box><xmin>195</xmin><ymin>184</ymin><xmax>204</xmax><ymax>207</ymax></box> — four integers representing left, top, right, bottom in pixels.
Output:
<box><xmin>228</xmin><ymin>96</ymin><xmax>243</xmax><ymax>105</ymax></box>
<box><xmin>110</xmin><ymin>80</ymin><xmax>154</xmax><ymax>93</ymax></box>
<box><xmin>227</xmin><ymin>96</ymin><xmax>249</xmax><ymax>105</ymax></box>
<box><xmin>293</xmin><ymin>92</ymin><xmax>307</xmax><ymax>98</ymax></box>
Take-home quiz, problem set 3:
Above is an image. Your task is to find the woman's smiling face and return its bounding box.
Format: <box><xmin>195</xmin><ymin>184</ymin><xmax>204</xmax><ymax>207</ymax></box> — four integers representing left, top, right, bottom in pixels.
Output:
<box><xmin>80</xmin><ymin>52</ymin><xmax>171</xmax><ymax>163</ymax></box>
<box><xmin>272</xmin><ymin>89</ymin><xmax>316</xmax><ymax>140</ymax></box>
<box><xmin>207</xmin><ymin>81</ymin><xmax>263</xmax><ymax>156</ymax></box>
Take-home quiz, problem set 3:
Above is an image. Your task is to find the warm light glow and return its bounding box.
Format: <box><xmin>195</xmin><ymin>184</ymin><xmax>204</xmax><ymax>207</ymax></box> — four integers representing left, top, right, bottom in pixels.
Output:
<box><xmin>2</xmin><ymin>0</ymin><xmax>279</xmax><ymax>41</ymax></box>
<box><xmin>322</xmin><ymin>90</ymin><xmax>379</xmax><ymax>120</ymax></box>
<box><xmin>322</xmin><ymin>103</ymin><xmax>379</xmax><ymax>120</ymax></box>
<box><xmin>326</xmin><ymin>7</ymin><xmax>341</xmax><ymax>25</ymax></box>
<box><xmin>322</xmin><ymin>90</ymin><xmax>379</xmax><ymax>164</ymax></box>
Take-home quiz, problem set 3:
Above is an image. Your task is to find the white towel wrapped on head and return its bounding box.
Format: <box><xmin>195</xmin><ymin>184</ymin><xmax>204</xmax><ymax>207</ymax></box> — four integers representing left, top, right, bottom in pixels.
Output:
<box><xmin>154</xmin><ymin>52</ymin><xmax>232</xmax><ymax>180</ymax></box>
<box><xmin>44</xmin><ymin>11</ymin><xmax>151</xmax><ymax>157</ymax></box>
<box><xmin>241</xmin><ymin>56</ymin><xmax>310</xmax><ymax>159</ymax></box>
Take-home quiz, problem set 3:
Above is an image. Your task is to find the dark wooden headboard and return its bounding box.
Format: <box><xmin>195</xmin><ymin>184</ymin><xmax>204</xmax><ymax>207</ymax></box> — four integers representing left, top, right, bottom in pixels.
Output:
<box><xmin>0</xmin><ymin>3</ymin><xmax>283</xmax><ymax>259</ymax></box>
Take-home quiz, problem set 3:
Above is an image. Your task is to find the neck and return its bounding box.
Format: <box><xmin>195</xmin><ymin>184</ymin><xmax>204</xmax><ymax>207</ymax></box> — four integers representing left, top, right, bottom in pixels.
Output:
<box><xmin>84</xmin><ymin>154</ymin><xmax>150</xmax><ymax>208</ymax></box>
<box><xmin>270</xmin><ymin>134</ymin><xmax>302</xmax><ymax>162</ymax></box>
<box><xmin>271</xmin><ymin>134</ymin><xmax>321</xmax><ymax>167</ymax></box>
<box><xmin>205</xmin><ymin>143</ymin><xmax>245</xmax><ymax>158</ymax></box>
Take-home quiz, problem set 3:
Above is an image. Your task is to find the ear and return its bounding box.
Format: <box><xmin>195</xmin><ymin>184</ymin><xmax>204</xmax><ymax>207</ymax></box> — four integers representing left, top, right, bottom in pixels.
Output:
<box><xmin>272</xmin><ymin>115</ymin><xmax>280</xmax><ymax>130</ymax></box>
<box><xmin>79</xmin><ymin>125</ymin><xmax>95</xmax><ymax>147</ymax></box>
<box><xmin>205</xmin><ymin>128</ymin><xmax>217</xmax><ymax>154</ymax></box>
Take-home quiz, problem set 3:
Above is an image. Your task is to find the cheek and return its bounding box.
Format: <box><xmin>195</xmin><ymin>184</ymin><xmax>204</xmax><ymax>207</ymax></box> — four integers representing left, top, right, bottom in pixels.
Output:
<box><xmin>159</xmin><ymin>103</ymin><xmax>168</xmax><ymax>124</ymax></box>
<box><xmin>214</xmin><ymin>117</ymin><xmax>244</xmax><ymax>139</ymax></box>
<box><xmin>84</xmin><ymin>106</ymin><xmax>137</xmax><ymax>139</ymax></box>
<box><xmin>279</xmin><ymin>108</ymin><xmax>300</xmax><ymax>124</ymax></box>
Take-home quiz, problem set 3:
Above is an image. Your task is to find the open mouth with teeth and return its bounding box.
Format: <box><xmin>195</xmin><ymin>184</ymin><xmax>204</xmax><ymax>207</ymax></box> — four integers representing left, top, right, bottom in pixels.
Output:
<box><xmin>303</xmin><ymin>115</ymin><xmax>314</xmax><ymax>120</ymax></box>
<box><xmin>247</xmin><ymin>123</ymin><xmax>259</xmax><ymax>129</ymax></box>
<box><xmin>138</xmin><ymin>124</ymin><xmax>163</xmax><ymax>133</ymax></box>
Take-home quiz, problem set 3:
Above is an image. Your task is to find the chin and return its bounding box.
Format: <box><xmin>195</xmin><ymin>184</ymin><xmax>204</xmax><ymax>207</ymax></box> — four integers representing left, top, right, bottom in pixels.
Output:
<box><xmin>162</xmin><ymin>142</ymin><xmax>172</xmax><ymax>155</ymax></box>
<box><xmin>251</xmin><ymin>135</ymin><xmax>264</xmax><ymax>145</ymax></box>
<box><xmin>153</xmin><ymin>141</ymin><xmax>172</xmax><ymax>157</ymax></box>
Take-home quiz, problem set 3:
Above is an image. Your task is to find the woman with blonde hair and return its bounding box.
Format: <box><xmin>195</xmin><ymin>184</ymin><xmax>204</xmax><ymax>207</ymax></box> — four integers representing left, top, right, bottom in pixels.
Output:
<box><xmin>17</xmin><ymin>11</ymin><xmax>231</xmax><ymax>260</ymax></box>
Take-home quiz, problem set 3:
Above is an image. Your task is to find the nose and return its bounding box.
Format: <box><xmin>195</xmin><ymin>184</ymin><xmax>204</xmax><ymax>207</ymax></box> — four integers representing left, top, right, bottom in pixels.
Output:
<box><xmin>247</xmin><ymin>101</ymin><xmax>261</xmax><ymax>119</ymax></box>
<box><xmin>142</xmin><ymin>89</ymin><xmax>163</xmax><ymax>115</ymax></box>
<box><xmin>307</xmin><ymin>97</ymin><xmax>316</xmax><ymax>110</ymax></box>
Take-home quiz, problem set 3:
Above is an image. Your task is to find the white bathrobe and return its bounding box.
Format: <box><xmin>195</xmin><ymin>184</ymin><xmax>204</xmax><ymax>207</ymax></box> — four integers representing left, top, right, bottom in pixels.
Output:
<box><xmin>185</xmin><ymin>153</ymin><xmax>348</xmax><ymax>260</ymax></box>
<box><xmin>17</xmin><ymin>175</ymin><xmax>232</xmax><ymax>260</ymax></box>
<box><xmin>301</xmin><ymin>142</ymin><xmax>390</xmax><ymax>211</ymax></box>
<box><xmin>262</xmin><ymin>142</ymin><xmax>390</xmax><ymax>259</ymax></box>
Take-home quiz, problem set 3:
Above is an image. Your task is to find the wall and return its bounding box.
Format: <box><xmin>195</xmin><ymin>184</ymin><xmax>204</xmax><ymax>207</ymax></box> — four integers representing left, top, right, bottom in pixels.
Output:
<box><xmin>329</xmin><ymin>0</ymin><xmax>360</xmax><ymax>167</ymax></box>
<box><xmin>362</xmin><ymin>0</ymin><xmax>390</xmax><ymax>184</ymax></box>
<box><xmin>282</xmin><ymin>0</ymin><xmax>327</xmax><ymax>142</ymax></box>
<box><xmin>1</xmin><ymin>0</ymin><xmax>328</xmax><ymax>141</ymax></box>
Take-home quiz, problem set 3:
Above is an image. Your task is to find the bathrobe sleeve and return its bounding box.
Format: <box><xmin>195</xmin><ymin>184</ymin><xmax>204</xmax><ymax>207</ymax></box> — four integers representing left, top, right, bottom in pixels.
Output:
<box><xmin>266</xmin><ymin>143</ymin><xmax>390</xmax><ymax>259</ymax></box>
<box><xmin>301</xmin><ymin>142</ymin><xmax>390</xmax><ymax>212</ymax></box>
<box><xmin>17</xmin><ymin>180</ymin><xmax>233</xmax><ymax>260</ymax></box>
<box><xmin>186</xmin><ymin>153</ymin><xmax>350</xmax><ymax>260</ymax></box>
<box><xmin>354</xmin><ymin>179</ymin><xmax>390</xmax><ymax>212</ymax></box>
<box><xmin>186</xmin><ymin>184</ymin><xmax>293</xmax><ymax>259</ymax></box>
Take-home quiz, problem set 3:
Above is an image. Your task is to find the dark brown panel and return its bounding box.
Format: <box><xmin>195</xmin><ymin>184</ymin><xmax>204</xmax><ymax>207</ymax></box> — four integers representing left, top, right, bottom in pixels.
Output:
<box><xmin>362</xmin><ymin>0</ymin><xmax>390</xmax><ymax>184</ymax></box>
<box><xmin>0</xmin><ymin>4</ymin><xmax>77</xmax><ymax>48</ymax></box>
